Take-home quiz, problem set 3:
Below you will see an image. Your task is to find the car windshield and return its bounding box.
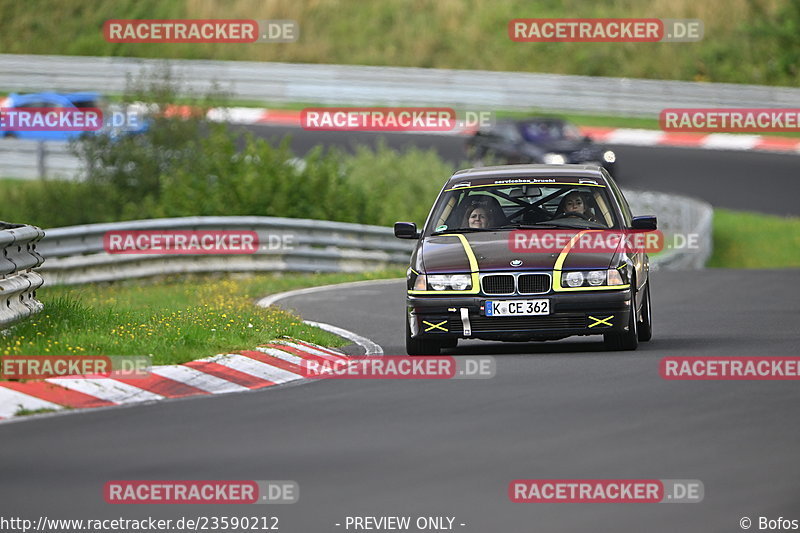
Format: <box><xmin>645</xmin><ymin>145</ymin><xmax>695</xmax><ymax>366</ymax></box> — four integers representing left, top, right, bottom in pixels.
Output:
<box><xmin>426</xmin><ymin>181</ymin><xmax>618</xmax><ymax>235</ymax></box>
<box><xmin>520</xmin><ymin>121</ymin><xmax>583</xmax><ymax>142</ymax></box>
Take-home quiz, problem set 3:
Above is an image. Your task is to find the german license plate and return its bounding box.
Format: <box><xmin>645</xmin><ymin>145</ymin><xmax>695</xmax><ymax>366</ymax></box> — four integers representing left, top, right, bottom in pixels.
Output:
<box><xmin>485</xmin><ymin>299</ymin><xmax>550</xmax><ymax>316</ymax></box>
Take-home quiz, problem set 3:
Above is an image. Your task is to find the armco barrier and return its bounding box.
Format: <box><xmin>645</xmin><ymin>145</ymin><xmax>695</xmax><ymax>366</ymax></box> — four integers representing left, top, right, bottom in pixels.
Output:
<box><xmin>37</xmin><ymin>216</ymin><xmax>416</xmax><ymax>285</ymax></box>
<box><xmin>625</xmin><ymin>190</ymin><xmax>713</xmax><ymax>270</ymax></box>
<box><xmin>0</xmin><ymin>140</ymin><xmax>79</xmax><ymax>179</ymax></box>
<box><xmin>2</xmin><ymin>54</ymin><xmax>799</xmax><ymax>118</ymax></box>
<box><xmin>36</xmin><ymin>193</ymin><xmax>711</xmax><ymax>286</ymax></box>
<box><xmin>0</xmin><ymin>222</ymin><xmax>45</xmax><ymax>328</ymax></box>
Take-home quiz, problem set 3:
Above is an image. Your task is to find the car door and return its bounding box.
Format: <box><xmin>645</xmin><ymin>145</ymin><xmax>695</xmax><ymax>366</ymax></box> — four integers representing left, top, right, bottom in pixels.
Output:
<box><xmin>9</xmin><ymin>93</ymin><xmax>78</xmax><ymax>141</ymax></box>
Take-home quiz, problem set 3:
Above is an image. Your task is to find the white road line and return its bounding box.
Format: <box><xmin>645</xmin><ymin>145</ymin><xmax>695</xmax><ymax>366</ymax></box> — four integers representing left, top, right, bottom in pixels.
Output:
<box><xmin>256</xmin><ymin>278</ymin><xmax>401</xmax><ymax>308</ymax></box>
<box><xmin>257</xmin><ymin>279</ymin><xmax>391</xmax><ymax>356</ymax></box>
<box><xmin>149</xmin><ymin>365</ymin><xmax>250</xmax><ymax>394</ymax></box>
<box><xmin>304</xmin><ymin>321</ymin><xmax>384</xmax><ymax>356</ymax></box>
<box><xmin>45</xmin><ymin>378</ymin><xmax>163</xmax><ymax>404</ymax></box>
<box><xmin>0</xmin><ymin>387</ymin><xmax>63</xmax><ymax>418</ymax></box>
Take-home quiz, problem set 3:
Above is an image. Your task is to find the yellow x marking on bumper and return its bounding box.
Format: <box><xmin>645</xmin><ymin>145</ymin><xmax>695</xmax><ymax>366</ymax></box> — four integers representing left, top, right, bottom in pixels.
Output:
<box><xmin>423</xmin><ymin>320</ymin><xmax>448</xmax><ymax>332</ymax></box>
<box><xmin>588</xmin><ymin>315</ymin><xmax>614</xmax><ymax>328</ymax></box>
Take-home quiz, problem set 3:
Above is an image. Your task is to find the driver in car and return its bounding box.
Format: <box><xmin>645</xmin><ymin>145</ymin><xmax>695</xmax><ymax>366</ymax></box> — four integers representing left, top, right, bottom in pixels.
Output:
<box><xmin>554</xmin><ymin>191</ymin><xmax>598</xmax><ymax>222</ymax></box>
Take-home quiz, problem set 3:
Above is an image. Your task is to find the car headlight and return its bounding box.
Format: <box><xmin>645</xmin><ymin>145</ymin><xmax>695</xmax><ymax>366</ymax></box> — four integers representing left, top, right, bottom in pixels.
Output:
<box><xmin>603</xmin><ymin>150</ymin><xmax>616</xmax><ymax>163</ymax></box>
<box><xmin>586</xmin><ymin>270</ymin><xmax>606</xmax><ymax>286</ymax></box>
<box><xmin>450</xmin><ymin>274</ymin><xmax>472</xmax><ymax>291</ymax></box>
<box><xmin>543</xmin><ymin>153</ymin><xmax>566</xmax><ymax>165</ymax></box>
<box><xmin>428</xmin><ymin>275</ymin><xmax>450</xmax><ymax>291</ymax></box>
<box><xmin>424</xmin><ymin>274</ymin><xmax>472</xmax><ymax>291</ymax></box>
<box><xmin>564</xmin><ymin>271</ymin><xmax>585</xmax><ymax>287</ymax></box>
<box><xmin>562</xmin><ymin>269</ymin><xmax>626</xmax><ymax>288</ymax></box>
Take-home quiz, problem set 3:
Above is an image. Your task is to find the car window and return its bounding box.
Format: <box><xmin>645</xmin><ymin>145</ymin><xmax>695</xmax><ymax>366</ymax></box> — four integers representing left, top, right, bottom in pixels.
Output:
<box><xmin>520</xmin><ymin>122</ymin><xmax>559</xmax><ymax>142</ymax></box>
<box><xmin>16</xmin><ymin>101</ymin><xmax>50</xmax><ymax>108</ymax></box>
<box><xmin>72</xmin><ymin>100</ymin><xmax>99</xmax><ymax>109</ymax></box>
<box><xmin>426</xmin><ymin>181</ymin><xmax>619</xmax><ymax>234</ymax></box>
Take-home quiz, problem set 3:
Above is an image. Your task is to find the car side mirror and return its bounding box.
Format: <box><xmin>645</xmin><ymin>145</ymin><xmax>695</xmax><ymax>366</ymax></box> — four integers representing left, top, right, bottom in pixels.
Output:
<box><xmin>394</xmin><ymin>222</ymin><xmax>420</xmax><ymax>239</ymax></box>
<box><xmin>631</xmin><ymin>216</ymin><xmax>657</xmax><ymax>230</ymax></box>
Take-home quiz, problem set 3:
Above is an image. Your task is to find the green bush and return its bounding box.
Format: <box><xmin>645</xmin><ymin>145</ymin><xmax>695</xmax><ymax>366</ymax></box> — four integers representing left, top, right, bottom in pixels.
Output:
<box><xmin>0</xmin><ymin>67</ymin><xmax>457</xmax><ymax>228</ymax></box>
<box><xmin>0</xmin><ymin>131</ymin><xmax>456</xmax><ymax>229</ymax></box>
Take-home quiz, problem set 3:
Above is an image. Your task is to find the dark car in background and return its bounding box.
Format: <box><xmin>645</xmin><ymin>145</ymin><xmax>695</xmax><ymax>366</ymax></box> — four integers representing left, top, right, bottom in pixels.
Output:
<box><xmin>465</xmin><ymin>118</ymin><xmax>617</xmax><ymax>175</ymax></box>
<box><xmin>394</xmin><ymin>164</ymin><xmax>655</xmax><ymax>354</ymax></box>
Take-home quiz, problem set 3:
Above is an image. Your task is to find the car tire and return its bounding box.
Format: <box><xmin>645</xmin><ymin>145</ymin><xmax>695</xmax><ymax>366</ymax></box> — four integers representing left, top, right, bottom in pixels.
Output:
<box><xmin>637</xmin><ymin>280</ymin><xmax>653</xmax><ymax>342</ymax></box>
<box><xmin>406</xmin><ymin>317</ymin><xmax>442</xmax><ymax>356</ymax></box>
<box><xmin>603</xmin><ymin>287</ymin><xmax>639</xmax><ymax>351</ymax></box>
<box><xmin>440</xmin><ymin>337</ymin><xmax>458</xmax><ymax>351</ymax></box>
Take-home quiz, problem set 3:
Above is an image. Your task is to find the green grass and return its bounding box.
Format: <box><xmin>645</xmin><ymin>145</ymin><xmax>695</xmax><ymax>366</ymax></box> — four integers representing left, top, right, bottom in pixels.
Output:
<box><xmin>0</xmin><ymin>270</ymin><xmax>404</xmax><ymax>367</ymax></box>
<box><xmin>708</xmin><ymin>209</ymin><xmax>800</xmax><ymax>268</ymax></box>
<box><xmin>0</xmin><ymin>0</ymin><xmax>797</xmax><ymax>87</ymax></box>
<box><xmin>14</xmin><ymin>406</ymin><xmax>60</xmax><ymax>416</ymax></box>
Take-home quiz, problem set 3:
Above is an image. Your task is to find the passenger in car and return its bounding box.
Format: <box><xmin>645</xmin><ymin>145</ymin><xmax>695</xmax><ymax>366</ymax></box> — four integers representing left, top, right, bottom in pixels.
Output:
<box><xmin>464</xmin><ymin>206</ymin><xmax>490</xmax><ymax>228</ymax></box>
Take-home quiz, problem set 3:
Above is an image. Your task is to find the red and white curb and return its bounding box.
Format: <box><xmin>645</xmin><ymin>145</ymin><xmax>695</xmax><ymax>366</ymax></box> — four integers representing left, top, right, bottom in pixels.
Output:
<box><xmin>0</xmin><ymin>281</ymin><xmax>389</xmax><ymax>423</ymax></box>
<box><xmin>194</xmin><ymin>106</ymin><xmax>800</xmax><ymax>155</ymax></box>
<box><xmin>0</xmin><ymin>340</ymin><xmax>348</xmax><ymax>422</ymax></box>
<box><xmin>579</xmin><ymin>126</ymin><xmax>800</xmax><ymax>154</ymax></box>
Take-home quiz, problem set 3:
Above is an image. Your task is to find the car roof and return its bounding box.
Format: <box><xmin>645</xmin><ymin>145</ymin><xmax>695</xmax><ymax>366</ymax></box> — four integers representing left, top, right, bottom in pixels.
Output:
<box><xmin>485</xmin><ymin>117</ymin><xmax>568</xmax><ymax>129</ymax></box>
<box><xmin>8</xmin><ymin>92</ymin><xmax>101</xmax><ymax>104</ymax></box>
<box><xmin>448</xmin><ymin>164</ymin><xmax>608</xmax><ymax>187</ymax></box>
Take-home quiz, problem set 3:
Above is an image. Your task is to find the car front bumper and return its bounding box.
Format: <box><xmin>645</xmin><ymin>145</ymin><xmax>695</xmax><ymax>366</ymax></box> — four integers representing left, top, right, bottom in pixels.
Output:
<box><xmin>407</xmin><ymin>288</ymin><xmax>632</xmax><ymax>342</ymax></box>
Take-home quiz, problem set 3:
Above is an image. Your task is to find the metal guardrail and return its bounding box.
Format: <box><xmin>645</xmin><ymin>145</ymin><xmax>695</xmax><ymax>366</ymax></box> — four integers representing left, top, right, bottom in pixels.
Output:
<box><xmin>2</xmin><ymin>54</ymin><xmax>799</xmax><ymax>118</ymax></box>
<box><xmin>36</xmin><ymin>191</ymin><xmax>711</xmax><ymax>286</ymax></box>
<box><xmin>0</xmin><ymin>140</ymin><xmax>79</xmax><ymax>179</ymax></box>
<box><xmin>625</xmin><ymin>190</ymin><xmax>713</xmax><ymax>270</ymax></box>
<box><xmin>37</xmin><ymin>216</ymin><xmax>415</xmax><ymax>285</ymax></box>
<box><xmin>0</xmin><ymin>222</ymin><xmax>45</xmax><ymax>328</ymax></box>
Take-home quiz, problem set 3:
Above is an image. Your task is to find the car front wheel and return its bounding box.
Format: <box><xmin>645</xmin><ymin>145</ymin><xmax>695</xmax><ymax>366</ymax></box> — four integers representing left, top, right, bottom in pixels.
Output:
<box><xmin>406</xmin><ymin>317</ymin><xmax>442</xmax><ymax>356</ymax></box>
<box><xmin>604</xmin><ymin>290</ymin><xmax>639</xmax><ymax>351</ymax></box>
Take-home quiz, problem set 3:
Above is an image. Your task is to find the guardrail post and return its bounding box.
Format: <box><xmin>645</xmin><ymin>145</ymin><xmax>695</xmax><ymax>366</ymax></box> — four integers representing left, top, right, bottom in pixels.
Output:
<box><xmin>37</xmin><ymin>140</ymin><xmax>46</xmax><ymax>179</ymax></box>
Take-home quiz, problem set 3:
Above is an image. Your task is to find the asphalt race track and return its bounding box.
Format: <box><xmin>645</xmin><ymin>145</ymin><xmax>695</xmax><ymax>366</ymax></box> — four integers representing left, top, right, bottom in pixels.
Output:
<box><xmin>1</xmin><ymin>269</ymin><xmax>798</xmax><ymax>532</ymax></box>
<box><xmin>239</xmin><ymin>123</ymin><xmax>800</xmax><ymax>216</ymax></box>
